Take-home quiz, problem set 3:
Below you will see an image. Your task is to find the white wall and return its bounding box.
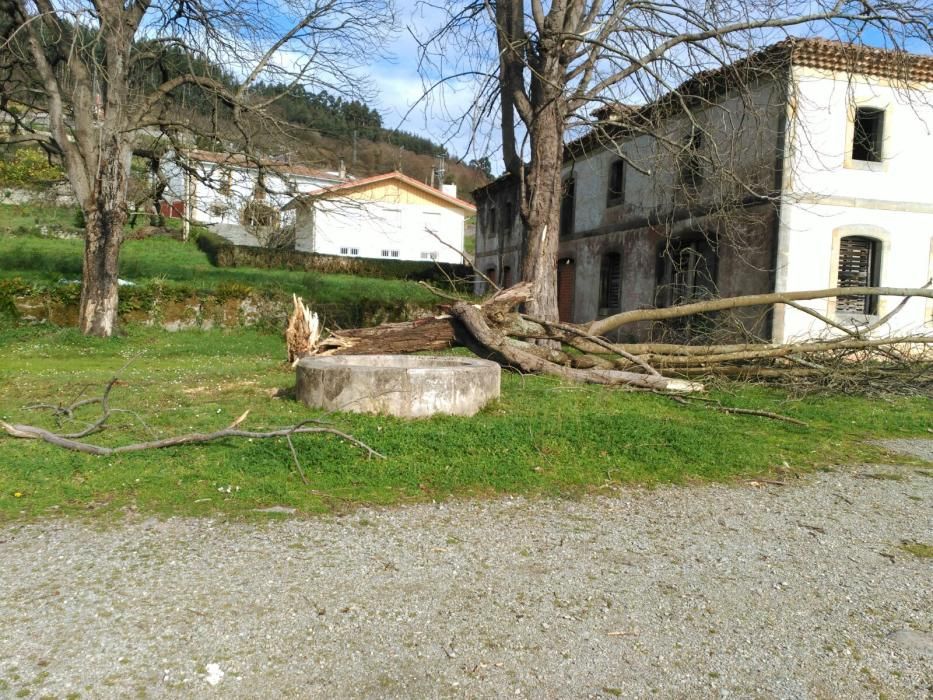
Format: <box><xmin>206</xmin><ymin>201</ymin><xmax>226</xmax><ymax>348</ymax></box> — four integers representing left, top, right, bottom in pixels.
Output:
<box><xmin>775</xmin><ymin>66</ymin><xmax>933</xmax><ymax>342</ymax></box>
<box><xmin>162</xmin><ymin>155</ymin><xmax>338</xmax><ymax>227</ymax></box>
<box><xmin>297</xmin><ymin>198</ymin><xmax>465</xmax><ymax>264</ymax></box>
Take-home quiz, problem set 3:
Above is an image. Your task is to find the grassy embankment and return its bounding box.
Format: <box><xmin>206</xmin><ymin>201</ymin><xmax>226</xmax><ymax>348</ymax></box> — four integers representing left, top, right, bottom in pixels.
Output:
<box><xmin>0</xmin><ymin>203</ymin><xmax>439</xmax><ymax>308</ymax></box>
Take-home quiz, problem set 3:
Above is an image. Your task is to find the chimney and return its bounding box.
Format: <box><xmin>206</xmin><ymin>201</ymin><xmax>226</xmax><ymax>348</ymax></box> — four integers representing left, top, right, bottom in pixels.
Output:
<box><xmin>441</xmin><ymin>183</ymin><xmax>457</xmax><ymax>199</ymax></box>
<box><xmin>433</xmin><ymin>155</ymin><xmax>446</xmax><ymax>189</ymax></box>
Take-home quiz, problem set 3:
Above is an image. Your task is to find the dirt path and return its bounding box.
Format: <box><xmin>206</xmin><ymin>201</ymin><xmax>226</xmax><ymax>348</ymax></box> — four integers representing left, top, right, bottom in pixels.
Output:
<box><xmin>1</xmin><ymin>446</ymin><xmax>930</xmax><ymax>699</ymax></box>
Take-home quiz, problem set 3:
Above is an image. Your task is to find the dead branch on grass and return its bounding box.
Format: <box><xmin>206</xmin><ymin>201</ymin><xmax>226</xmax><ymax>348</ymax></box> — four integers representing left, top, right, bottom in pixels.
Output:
<box><xmin>2</xmin><ymin>370</ymin><xmax>384</xmax><ymax>484</ymax></box>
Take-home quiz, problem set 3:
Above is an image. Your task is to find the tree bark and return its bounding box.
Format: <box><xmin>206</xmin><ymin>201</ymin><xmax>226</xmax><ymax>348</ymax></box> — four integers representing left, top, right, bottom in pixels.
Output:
<box><xmin>587</xmin><ymin>286</ymin><xmax>933</xmax><ymax>337</ymax></box>
<box><xmin>521</xmin><ymin>105</ymin><xmax>565</xmax><ymax>322</ymax></box>
<box><xmin>316</xmin><ymin>317</ymin><xmax>461</xmax><ymax>355</ymax></box>
<box><xmin>78</xmin><ymin>138</ymin><xmax>132</xmax><ymax>337</ymax></box>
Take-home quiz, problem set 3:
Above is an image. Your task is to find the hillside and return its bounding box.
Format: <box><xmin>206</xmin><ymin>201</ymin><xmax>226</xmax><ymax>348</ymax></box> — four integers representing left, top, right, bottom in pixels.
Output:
<box><xmin>229</xmin><ymin>86</ymin><xmax>492</xmax><ymax>199</ymax></box>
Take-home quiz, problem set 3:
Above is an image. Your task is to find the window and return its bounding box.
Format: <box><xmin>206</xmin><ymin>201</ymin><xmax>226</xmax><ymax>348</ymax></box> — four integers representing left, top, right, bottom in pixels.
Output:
<box><xmin>487</xmin><ymin>205</ymin><xmax>496</xmax><ymax>237</ymax></box>
<box><xmin>503</xmin><ymin>201</ymin><xmax>514</xmax><ymax>236</ymax></box>
<box><xmin>656</xmin><ymin>237</ymin><xmax>718</xmax><ymax>307</ymax></box>
<box><xmin>340</xmin><ymin>247</ymin><xmax>349</xmax><ymax>255</ymax></box>
<box><xmin>391</xmin><ymin>250</ymin><xmax>399</xmax><ymax>258</ymax></box>
<box><xmin>679</xmin><ymin>129</ymin><xmax>703</xmax><ymax>193</ymax></box>
<box><xmin>852</xmin><ymin>107</ymin><xmax>884</xmax><ymax>162</ymax></box>
<box><xmin>836</xmin><ymin>236</ymin><xmax>880</xmax><ymax>314</ymax></box>
<box><xmin>484</xmin><ymin>267</ymin><xmax>496</xmax><ymax>293</ymax></box>
<box><xmin>420</xmin><ymin>251</ymin><xmax>438</xmax><ymax>260</ymax></box>
<box><xmin>502</xmin><ymin>266</ymin><xmax>512</xmax><ymax>288</ymax></box>
<box><xmin>559</xmin><ymin>176</ymin><xmax>575</xmax><ymax>237</ymax></box>
<box><xmin>598</xmin><ymin>252</ymin><xmax>622</xmax><ymax>315</ymax></box>
<box><xmin>350</xmin><ymin>247</ymin><xmax>359</xmax><ymax>256</ymax></box>
<box><xmin>607</xmin><ymin>160</ymin><xmax>625</xmax><ymax>206</ymax></box>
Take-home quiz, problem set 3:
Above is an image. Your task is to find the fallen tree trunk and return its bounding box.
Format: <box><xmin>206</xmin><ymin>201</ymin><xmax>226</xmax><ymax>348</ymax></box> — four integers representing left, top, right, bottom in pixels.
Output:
<box><xmin>449</xmin><ymin>302</ymin><xmax>702</xmax><ymax>392</ymax></box>
<box><xmin>286</xmin><ymin>283</ymin><xmax>932</xmax><ymax>394</ymax></box>
<box><xmin>316</xmin><ymin>316</ymin><xmax>460</xmax><ymax>355</ymax></box>
<box><xmin>587</xmin><ymin>286</ymin><xmax>933</xmax><ymax>337</ymax></box>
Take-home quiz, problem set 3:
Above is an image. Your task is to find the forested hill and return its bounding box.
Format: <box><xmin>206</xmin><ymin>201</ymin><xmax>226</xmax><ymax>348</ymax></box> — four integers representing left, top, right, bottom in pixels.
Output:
<box><xmin>250</xmin><ymin>84</ymin><xmax>491</xmax><ymax>201</ymax></box>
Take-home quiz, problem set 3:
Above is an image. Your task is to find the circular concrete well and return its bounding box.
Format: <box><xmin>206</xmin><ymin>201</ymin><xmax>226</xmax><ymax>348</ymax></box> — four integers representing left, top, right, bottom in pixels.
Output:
<box><xmin>295</xmin><ymin>355</ymin><xmax>501</xmax><ymax>418</ymax></box>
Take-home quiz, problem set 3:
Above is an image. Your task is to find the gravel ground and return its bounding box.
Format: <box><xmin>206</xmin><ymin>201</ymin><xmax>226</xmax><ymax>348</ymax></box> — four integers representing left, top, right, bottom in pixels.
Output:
<box><xmin>1</xmin><ymin>448</ymin><xmax>931</xmax><ymax>699</ymax></box>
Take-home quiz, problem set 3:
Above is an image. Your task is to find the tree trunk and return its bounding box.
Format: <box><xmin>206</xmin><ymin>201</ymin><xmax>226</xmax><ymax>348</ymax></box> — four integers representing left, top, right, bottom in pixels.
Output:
<box><xmin>78</xmin><ymin>210</ymin><xmax>124</xmax><ymax>337</ymax></box>
<box><xmin>521</xmin><ymin>107</ymin><xmax>564</xmax><ymax>323</ymax></box>
<box><xmin>78</xmin><ymin>139</ymin><xmax>132</xmax><ymax>337</ymax></box>
<box><xmin>316</xmin><ymin>317</ymin><xmax>460</xmax><ymax>355</ymax></box>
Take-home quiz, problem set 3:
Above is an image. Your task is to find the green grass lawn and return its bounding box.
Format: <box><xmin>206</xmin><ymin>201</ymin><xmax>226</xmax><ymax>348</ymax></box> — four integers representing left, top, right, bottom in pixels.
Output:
<box><xmin>0</xmin><ymin>222</ymin><xmax>438</xmax><ymax>307</ymax></box>
<box><xmin>0</xmin><ymin>202</ymin><xmax>80</xmax><ymax>234</ymax></box>
<box><xmin>0</xmin><ymin>325</ymin><xmax>929</xmax><ymax>522</ymax></box>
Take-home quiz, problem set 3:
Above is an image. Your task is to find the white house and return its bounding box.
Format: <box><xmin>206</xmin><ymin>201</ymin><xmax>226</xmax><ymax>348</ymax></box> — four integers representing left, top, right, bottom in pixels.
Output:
<box><xmin>475</xmin><ymin>38</ymin><xmax>933</xmax><ymax>344</ymax></box>
<box><xmin>773</xmin><ymin>47</ymin><xmax>933</xmax><ymax>342</ymax></box>
<box><xmin>285</xmin><ymin>171</ymin><xmax>476</xmax><ymax>264</ymax></box>
<box><xmin>161</xmin><ymin>149</ymin><xmax>348</xmax><ymax>246</ymax></box>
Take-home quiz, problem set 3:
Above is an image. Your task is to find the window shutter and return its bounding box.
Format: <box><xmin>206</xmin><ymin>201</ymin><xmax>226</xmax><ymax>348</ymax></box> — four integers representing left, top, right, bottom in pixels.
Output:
<box><xmin>836</xmin><ymin>237</ymin><xmax>877</xmax><ymax>313</ymax></box>
<box><xmin>599</xmin><ymin>253</ymin><xmax>622</xmax><ymax>313</ymax></box>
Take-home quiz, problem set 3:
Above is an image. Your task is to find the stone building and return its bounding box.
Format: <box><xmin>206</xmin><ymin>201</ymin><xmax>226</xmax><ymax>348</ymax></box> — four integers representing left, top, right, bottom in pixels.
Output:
<box><xmin>474</xmin><ymin>39</ymin><xmax>933</xmax><ymax>343</ymax></box>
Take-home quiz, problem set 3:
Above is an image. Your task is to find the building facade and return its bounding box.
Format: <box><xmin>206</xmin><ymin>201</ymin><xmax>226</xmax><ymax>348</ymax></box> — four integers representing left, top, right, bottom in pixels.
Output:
<box><xmin>474</xmin><ymin>39</ymin><xmax>933</xmax><ymax>344</ymax></box>
<box><xmin>286</xmin><ymin>172</ymin><xmax>475</xmax><ymax>264</ymax></box>
<box><xmin>161</xmin><ymin>150</ymin><xmax>347</xmax><ymax>246</ymax></box>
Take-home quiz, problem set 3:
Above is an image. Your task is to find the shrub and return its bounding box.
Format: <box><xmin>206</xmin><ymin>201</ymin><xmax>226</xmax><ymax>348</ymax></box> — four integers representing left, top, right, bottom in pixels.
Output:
<box><xmin>194</xmin><ymin>229</ymin><xmax>230</xmax><ymax>264</ymax></box>
<box><xmin>0</xmin><ymin>148</ymin><xmax>64</xmax><ymax>188</ymax></box>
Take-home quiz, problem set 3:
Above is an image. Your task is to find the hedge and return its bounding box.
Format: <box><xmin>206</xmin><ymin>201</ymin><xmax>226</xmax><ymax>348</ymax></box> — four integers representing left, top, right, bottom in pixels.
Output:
<box><xmin>195</xmin><ymin>230</ymin><xmax>473</xmax><ymax>288</ymax></box>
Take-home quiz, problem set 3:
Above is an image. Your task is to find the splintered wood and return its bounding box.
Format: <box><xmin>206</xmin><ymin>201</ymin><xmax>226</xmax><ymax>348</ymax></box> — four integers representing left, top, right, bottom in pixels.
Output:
<box><xmin>286</xmin><ymin>295</ymin><xmax>321</xmax><ymax>365</ymax></box>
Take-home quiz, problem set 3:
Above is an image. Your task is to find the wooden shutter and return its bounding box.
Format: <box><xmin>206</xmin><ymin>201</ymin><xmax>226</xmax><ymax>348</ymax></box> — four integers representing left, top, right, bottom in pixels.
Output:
<box><xmin>557</xmin><ymin>258</ymin><xmax>575</xmax><ymax>322</ymax></box>
<box><xmin>836</xmin><ymin>237</ymin><xmax>877</xmax><ymax>314</ymax></box>
<box><xmin>599</xmin><ymin>253</ymin><xmax>622</xmax><ymax>313</ymax></box>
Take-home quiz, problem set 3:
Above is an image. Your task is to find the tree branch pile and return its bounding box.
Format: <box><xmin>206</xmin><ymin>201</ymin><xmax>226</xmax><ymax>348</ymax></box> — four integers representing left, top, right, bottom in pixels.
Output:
<box><xmin>288</xmin><ymin>284</ymin><xmax>933</xmax><ymax>394</ymax></box>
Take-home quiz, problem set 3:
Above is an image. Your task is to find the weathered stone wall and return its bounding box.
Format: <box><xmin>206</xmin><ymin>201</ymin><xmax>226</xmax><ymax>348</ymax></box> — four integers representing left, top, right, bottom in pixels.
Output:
<box><xmin>559</xmin><ymin>204</ymin><xmax>777</xmax><ymax>342</ymax></box>
<box><xmin>5</xmin><ymin>288</ymin><xmax>433</xmax><ymax>332</ymax></box>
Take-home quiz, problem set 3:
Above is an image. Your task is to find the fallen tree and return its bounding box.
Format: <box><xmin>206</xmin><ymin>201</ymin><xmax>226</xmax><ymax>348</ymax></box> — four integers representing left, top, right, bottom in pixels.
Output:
<box><xmin>287</xmin><ymin>284</ymin><xmax>933</xmax><ymax>394</ymax></box>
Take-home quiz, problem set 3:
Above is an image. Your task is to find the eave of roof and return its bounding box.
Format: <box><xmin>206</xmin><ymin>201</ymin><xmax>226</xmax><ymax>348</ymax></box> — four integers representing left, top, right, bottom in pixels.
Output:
<box><xmin>185</xmin><ymin>149</ymin><xmax>346</xmax><ymax>182</ymax></box>
<box><xmin>570</xmin><ymin>38</ymin><xmax>933</xmax><ymax>158</ymax></box>
<box><xmin>294</xmin><ymin>171</ymin><xmax>476</xmax><ymax>213</ymax></box>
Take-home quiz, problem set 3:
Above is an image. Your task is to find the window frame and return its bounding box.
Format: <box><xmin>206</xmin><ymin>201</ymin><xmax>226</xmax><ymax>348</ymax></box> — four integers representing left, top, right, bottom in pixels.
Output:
<box><xmin>598</xmin><ymin>251</ymin><xmax>622</xmax><ymax>316</ymax></box>
<box><xmin>835</xmin><ymin>235</ymin><xmax>881</xmax><ymax>315</ymax></box>
<box><xmin>606</xmin><ymin>160</ymin><xmax>626</xmax><ymax>207</ymax></box>
<box><xmin>678</xmin><ymin>129</ymin><xmax>704</xmax><ymax>194</ymax></box>
<box><xmin>559</xmin><ymin>175</ymin><xmax>576</xmax><ymax>238</ymax></box>
<box><xmin>851</xmin><ymin>107</ymin><xmax>885</xmax><ymax>163</ymax></box>
<box><xmin>655</xmin><ymin>236</ymin><xmax>718</xmax><ymax>308</ymax></box>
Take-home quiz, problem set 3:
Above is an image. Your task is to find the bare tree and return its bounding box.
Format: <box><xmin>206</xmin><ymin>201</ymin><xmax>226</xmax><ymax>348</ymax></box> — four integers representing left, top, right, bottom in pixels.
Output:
<box><xmin>0</xmin><ymin>0</ymin><xmax>394</xmax><ymax>336</ymax></box>
<box><xmin>417</xmin><ymin>1</ymin><xmax>932</xmax><ymax>323</ymax></box>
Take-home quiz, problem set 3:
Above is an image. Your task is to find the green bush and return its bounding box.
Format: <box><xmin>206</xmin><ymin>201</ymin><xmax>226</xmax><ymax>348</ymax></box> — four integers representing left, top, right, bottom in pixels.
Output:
<box><xmin>0</xmin><ymin>148</ymin><xmax>64</xmax><ymax>188</ymax></box>
<box><xmin>194</xmin><ymin>229</ymin><xmax>229</xmax><ymax>264</ymax></box>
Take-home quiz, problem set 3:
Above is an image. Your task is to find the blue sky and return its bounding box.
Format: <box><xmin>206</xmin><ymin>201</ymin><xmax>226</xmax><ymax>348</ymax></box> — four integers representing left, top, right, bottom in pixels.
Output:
<box><xmin>362</xmin><ymin>3</ymin><xmax>933</xmax><ymax>170</ymax></box>
<box><xmin>365</xmin><ymin>1</ymin><xmax>496</xmax><ymax>165</ymax></box>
